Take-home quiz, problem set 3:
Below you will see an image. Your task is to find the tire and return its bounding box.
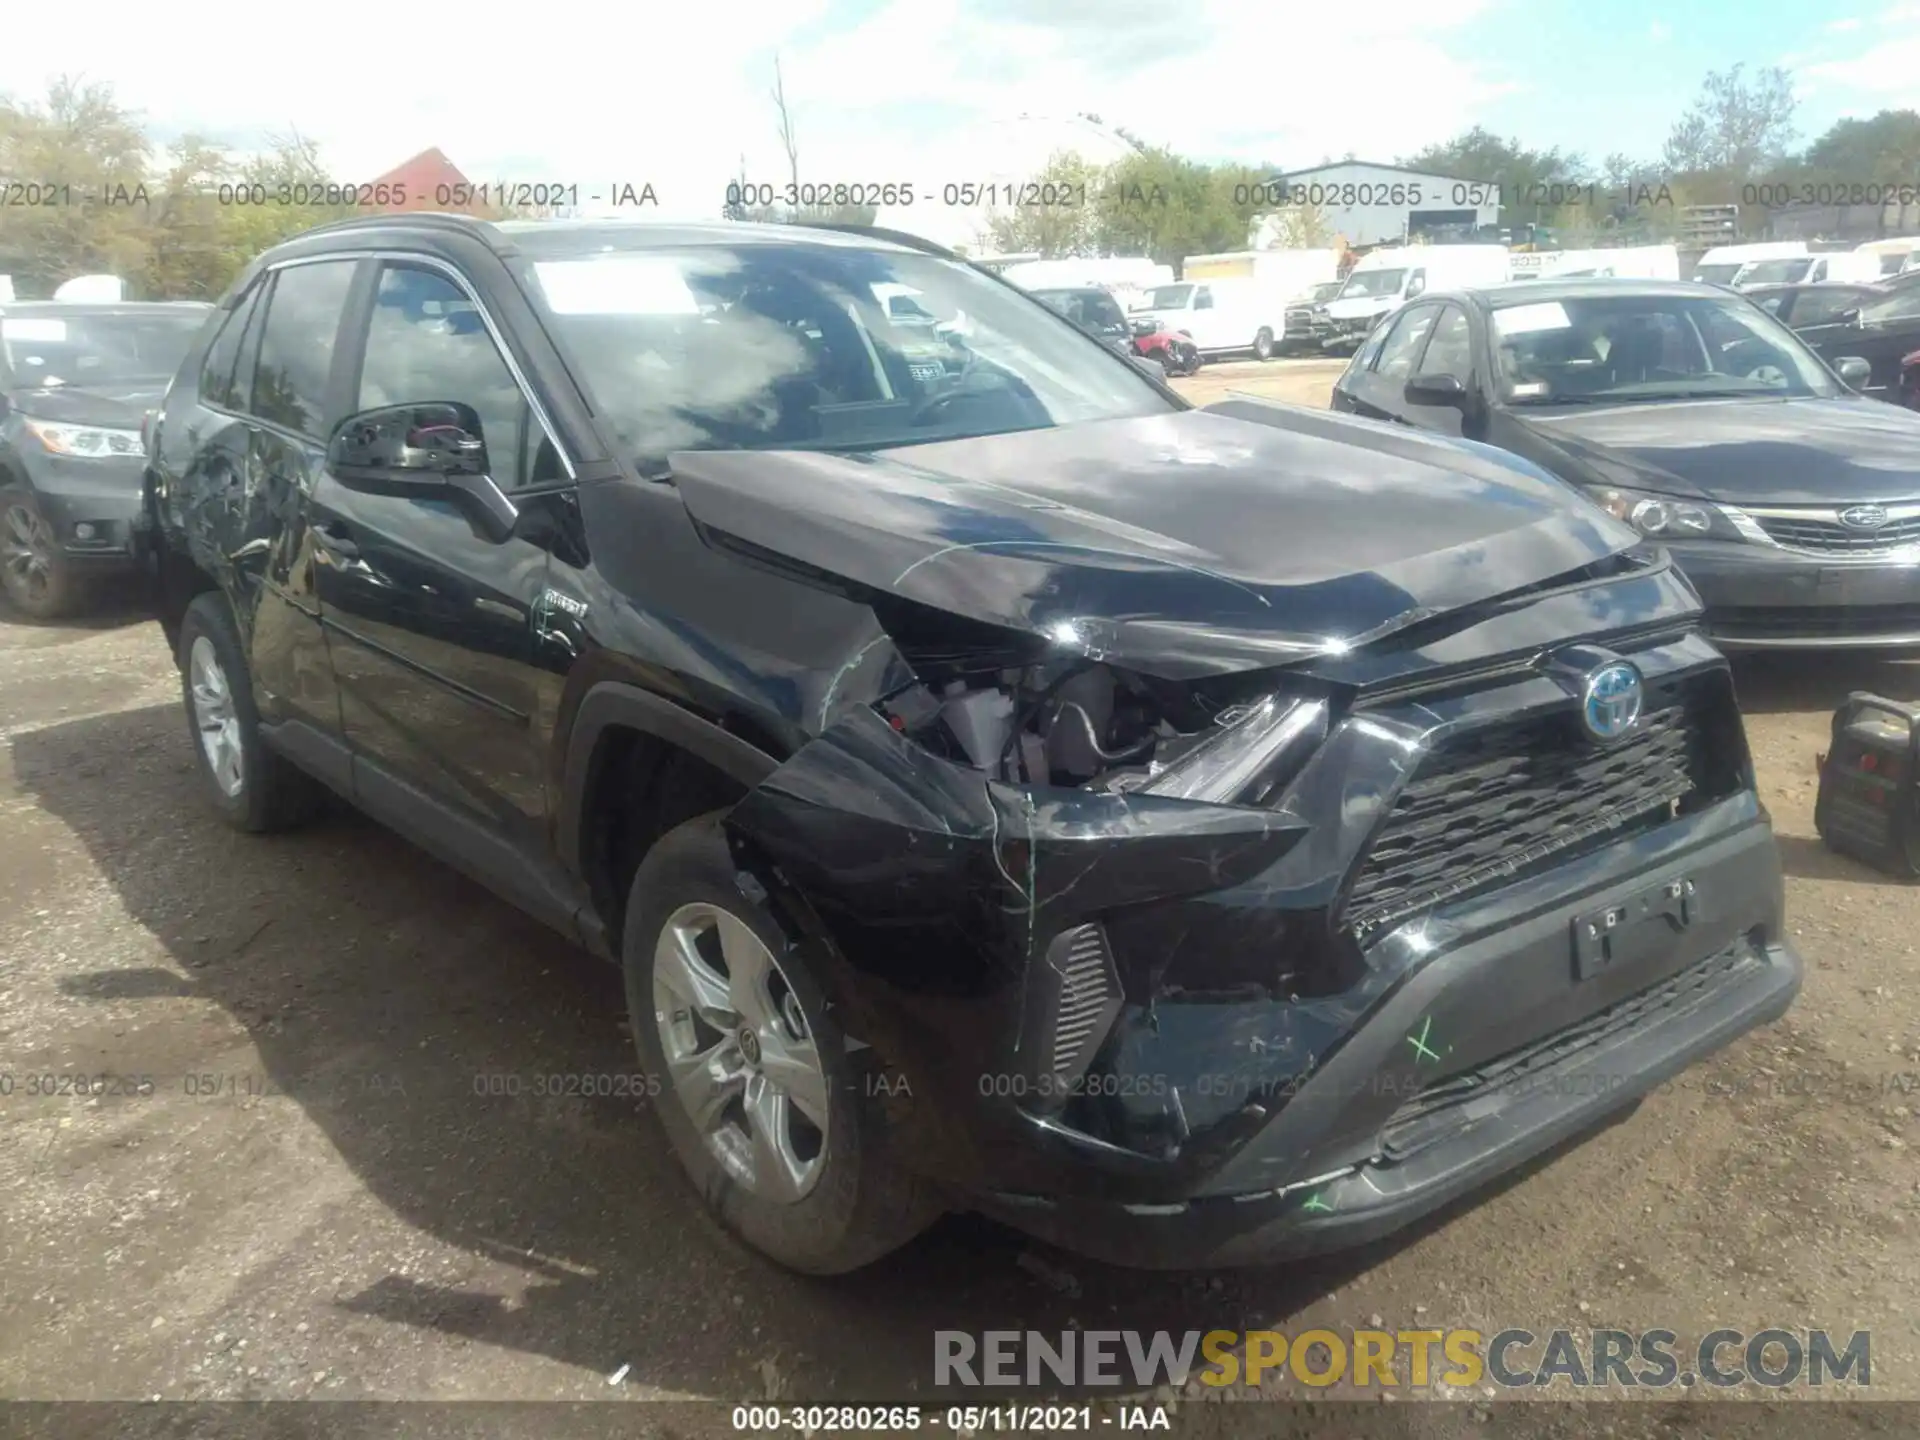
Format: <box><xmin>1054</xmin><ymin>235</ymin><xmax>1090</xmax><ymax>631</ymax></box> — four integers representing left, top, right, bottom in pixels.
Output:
<box><xmin>176</xmin><ymin>592</ymin><xmax>326</xmax><ymax>833</ymax></box>
<box><xmin>1253</xmin><ymin>328</ymin><xmax>1275</xmax><ymax>362</ymax></box>
<box><xmin>626</xmin><ymin>811</ymin><xmax>941</xmax><ymax>1273</ymax></box>
<box><xmin>0</xmin><ymin>486</ymin><xmax>80</xmax><ymax>620</ymax></box>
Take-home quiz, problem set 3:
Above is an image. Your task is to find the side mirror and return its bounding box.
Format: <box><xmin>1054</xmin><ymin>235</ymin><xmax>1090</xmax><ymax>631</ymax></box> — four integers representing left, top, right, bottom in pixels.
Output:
<box><xmin>1404</xmin><ymin>372</ymin><xmax>1470</xmax><ymax>409</ymax></box>
<box><xmin>325</xmin><ymin>402</ymin><xmax>519</xmax><ymax>543</ymax></box>
<box><xmin>1834</xmin><ymin>356</ymin><xmax>1873</xmax><ymax>388</ymax></box>
<box><xmin>1839</xmin><ymin>308</ymin><xmax>1862</xmax><ymax>326</ymax></box>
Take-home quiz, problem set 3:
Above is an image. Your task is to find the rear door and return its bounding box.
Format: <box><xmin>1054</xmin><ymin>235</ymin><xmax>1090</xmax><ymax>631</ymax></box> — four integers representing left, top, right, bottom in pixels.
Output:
<box><xmin>309</xmin><ymin>257</ymin><xmax>566</xmax><ymax>862</ymax></box>
<box><xmin>204</xmin><ymin>257</ymin><xmax>362</xmax><ymax>747</ymax></box>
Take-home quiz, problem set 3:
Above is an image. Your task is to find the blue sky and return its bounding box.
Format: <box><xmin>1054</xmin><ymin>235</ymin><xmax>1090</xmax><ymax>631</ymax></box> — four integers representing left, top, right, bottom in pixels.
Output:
<box><xmin>1</xmin><ymin>0</ymin><xmax>1914</xmax><ymax>217</ymax></box>
<box><xmin>1448</xmin><ymin>1</ymin><xmax>1904</xmax><ymax>167</ymax></box>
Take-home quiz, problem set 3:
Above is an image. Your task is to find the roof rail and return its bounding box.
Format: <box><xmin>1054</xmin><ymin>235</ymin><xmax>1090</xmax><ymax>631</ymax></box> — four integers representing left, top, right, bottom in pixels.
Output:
<box><xmin>784</xmin><ymin>220</ymin><xmax>967</xmax><ymax>262</ymax></box>
<box><xmin>278</xmin><ymin>210</ymin><xmax>501</xmax><ymax>245</ymax></box>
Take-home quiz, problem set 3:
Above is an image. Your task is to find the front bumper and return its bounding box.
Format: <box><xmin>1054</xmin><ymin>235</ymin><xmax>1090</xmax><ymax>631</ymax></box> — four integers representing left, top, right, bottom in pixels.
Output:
<box><xmin>16</xmin><ymin>450</ymin><xmax>146</xmax><ymax>569</ymax></box>
<box><xmin>729</xmin><ymin>613</ymin><xmax>1796</xmax><ymax>1266</ymax></box>
<box><xmin>979</xmin><ymin>836</ymin><xmax>1796</xmax><ymax>1268</ymax></box>
<box><xmin>1668</xmin><ymin>538</ymin><xmax>1920</xmax><ymax>648</ymax></box>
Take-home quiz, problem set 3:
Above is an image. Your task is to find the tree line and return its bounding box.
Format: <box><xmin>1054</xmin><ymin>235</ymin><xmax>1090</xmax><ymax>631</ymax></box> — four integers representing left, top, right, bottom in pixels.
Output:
<box><xmin>3</xmin><ymin>65</ymin><xmax>1917</xmax><ymax>300</ymax></box>
<box><xmin>978</xmin><ymin>67</ymin><xmax>1920</xmax><ymax>263</ymax></box>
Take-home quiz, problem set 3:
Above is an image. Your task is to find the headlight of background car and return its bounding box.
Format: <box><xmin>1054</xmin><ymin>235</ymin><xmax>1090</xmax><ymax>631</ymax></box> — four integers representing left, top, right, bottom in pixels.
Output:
<box><xmin>23</xmin><ymin>419</ymin><xmax>145</xmax><ymax>458</ymax></box>
<box><xmin>1590</xmin><ymin>486</ymin><xmax>1719</xmax><ymax>539</ymax></box>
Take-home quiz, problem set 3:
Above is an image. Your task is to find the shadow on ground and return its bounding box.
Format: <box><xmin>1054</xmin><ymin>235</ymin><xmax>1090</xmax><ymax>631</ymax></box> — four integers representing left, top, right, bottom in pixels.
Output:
<box><xmin>12</xmin><ymin>701</ymin><xmax>1618</xmax><ymax>1402</ymax></box>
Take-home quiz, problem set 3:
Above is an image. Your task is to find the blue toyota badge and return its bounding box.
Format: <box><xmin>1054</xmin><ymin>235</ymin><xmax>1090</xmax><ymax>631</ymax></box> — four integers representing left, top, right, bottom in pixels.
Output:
<box><xmin>1582</xmin><ymin>662</ymin><xmax>1643</xmax><ymax>742</ymax></box>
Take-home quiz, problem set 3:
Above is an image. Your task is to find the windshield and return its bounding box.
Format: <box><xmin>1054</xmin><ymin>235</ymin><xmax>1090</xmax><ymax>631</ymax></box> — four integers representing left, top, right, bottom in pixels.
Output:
<box><xmin>1693</xmin><ymin>263</ymin><xmax>1742</xmax><ymax>286</ymax></box>
<box><xmin>1336</xmin><ymin>268</ymin><xmax>1406</xmax><ymax>299</ymax></box>
<box><xmin>0</xmin><ymin>310</ymin><xmax>204</xmax><ymax>389</ymax></box>
<box><xmin>1140</xmin><ymin>284</ymin><xmax>1192</xmax><ymax>310</ymax></box>
<box><xmin>1310</xmin><ymin>281</ymin><xmax>1344</xmax><ymax>303</ymax></box>
<box><xmin>1490</xmin><ymin>291</ymin><xmax>1841</xmax><ymax>405</ymax></box>
<box><xmin>517</xmin><ymin>244</ymin><xmax>1175</xmax><ymax>466</ymax></box>
<box><xmin>1859</xmin><ymin>284</ymin><xmax>1920</xmax><ymax>325</ymax></box>
<box><xmin>1735</xmin><ymin>258</ymin><xmax>1812</xmax><ymax>286</ymax></box>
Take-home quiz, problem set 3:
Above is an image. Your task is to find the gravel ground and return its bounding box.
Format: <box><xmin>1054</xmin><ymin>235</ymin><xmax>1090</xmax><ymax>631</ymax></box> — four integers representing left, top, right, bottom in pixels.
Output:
<box><xmin>2</xmin><ymin>364</ymin><xmax>1915</xmax><ymax>1434</ymax></box>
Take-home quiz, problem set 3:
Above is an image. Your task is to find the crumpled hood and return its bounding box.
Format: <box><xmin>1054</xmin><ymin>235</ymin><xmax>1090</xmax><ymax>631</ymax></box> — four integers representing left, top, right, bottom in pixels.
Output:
<box><xmin>668</xmin><ymin>405</ymin><xmax>1636</xmax><ymax>679</ymax></box>
<box><xmin>1522</xmin><ymin>396</ymin><xmax>1920</xmax><ymax>506</ymax></box>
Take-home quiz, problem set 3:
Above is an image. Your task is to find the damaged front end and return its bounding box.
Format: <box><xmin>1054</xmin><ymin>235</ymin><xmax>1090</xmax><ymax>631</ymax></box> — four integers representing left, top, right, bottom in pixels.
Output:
<box><xmin>677</xmin><ymin>419</ymin><xmax>1797</xmax><ymax>1265</ymax></box>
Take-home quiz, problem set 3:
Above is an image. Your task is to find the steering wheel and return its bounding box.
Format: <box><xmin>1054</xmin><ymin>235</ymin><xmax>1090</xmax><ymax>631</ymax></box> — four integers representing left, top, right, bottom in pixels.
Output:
<box><xmin>908</xmin><ymin>349</ymin><xmax>996</xmax><ymax>426</ymax></box>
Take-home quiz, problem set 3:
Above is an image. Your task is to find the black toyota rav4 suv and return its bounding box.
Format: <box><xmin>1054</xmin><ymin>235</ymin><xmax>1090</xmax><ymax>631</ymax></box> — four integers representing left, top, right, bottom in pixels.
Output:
<box><xmin>141</xmin><ymin>214</ymin><xmax>1799</xmax><ymax>1273</ymax></box>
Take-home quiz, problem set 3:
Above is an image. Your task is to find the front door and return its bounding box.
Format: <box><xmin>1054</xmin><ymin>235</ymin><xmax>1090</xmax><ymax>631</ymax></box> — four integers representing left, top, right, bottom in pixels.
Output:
<box><xmin>311</xmin><ymin>259</ymin><xmax>563</xmax><ymax>860</ymax></box>
<box><xmin>1338</xmin><ymin>303</ymin><xmax>1442</xmax><ymax>423</ymax></box>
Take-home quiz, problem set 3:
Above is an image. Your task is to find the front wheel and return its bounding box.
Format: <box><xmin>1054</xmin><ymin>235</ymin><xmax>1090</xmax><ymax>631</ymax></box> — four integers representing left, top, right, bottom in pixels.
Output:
<box><xmin>625</xmin><ymin>812</ymin><xmax>941</xmax><ymax>1273</ymax></box>
<box><xmin>0</xmin><ymin>487</ymin><xmax>79</xmax><ymax>620</ymax></box>
<box><xmin>1252</xmin><ymin>328</ymin><xmax>1275</xmax><ymax>362</ymax></box>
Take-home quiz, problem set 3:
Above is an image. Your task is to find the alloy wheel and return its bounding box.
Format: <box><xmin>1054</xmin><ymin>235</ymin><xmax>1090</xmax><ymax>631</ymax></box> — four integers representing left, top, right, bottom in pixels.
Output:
<box><xmin>188</xmin><ymin>636</ymin><xmax>246</xmax><ymax>798</ymax></box>
<box><xmin>1</xmin><ymin>502</ymin><xmax>55</xmax><ymax>606</ymax></box>
<box><xmin>654</xmin><ymin>902</ymin><xmax>830</xmax><ymax>1202</ymax></box>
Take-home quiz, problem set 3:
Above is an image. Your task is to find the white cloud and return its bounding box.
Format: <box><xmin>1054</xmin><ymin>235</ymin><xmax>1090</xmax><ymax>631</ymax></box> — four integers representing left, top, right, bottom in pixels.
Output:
<box><xmin>0</xmin><ymin>0</ymin><xmax>1508</xmax><ymax>221</ymax></box>
<box><xmin>1649</xmin><ymin>19</ymin><xmax>1672</xmax><ymax>41</ymax></box>
<box><xmin>1825</xmin><ymin>16</ymin><xmax>1863</xmax><ymax>28</ymax></box>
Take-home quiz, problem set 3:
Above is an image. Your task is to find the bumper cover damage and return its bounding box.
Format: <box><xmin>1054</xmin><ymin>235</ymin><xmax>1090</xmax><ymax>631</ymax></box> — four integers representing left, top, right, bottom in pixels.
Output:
<box><xmin>676</xmin><ymin>406</ymin><xmax>1798</xmax><ymax>1266</ymax></box>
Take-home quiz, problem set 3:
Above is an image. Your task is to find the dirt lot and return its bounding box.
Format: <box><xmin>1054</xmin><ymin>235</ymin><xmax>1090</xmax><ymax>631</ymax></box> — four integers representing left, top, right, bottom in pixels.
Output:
<box><xmin>3</xmin><ymin>359</ymin><xmax>1917</xmax><ymax>1431</ymax></box>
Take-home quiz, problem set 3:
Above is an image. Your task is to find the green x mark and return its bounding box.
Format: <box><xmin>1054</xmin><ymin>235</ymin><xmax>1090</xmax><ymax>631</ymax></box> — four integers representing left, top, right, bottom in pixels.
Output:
<box><xmin>1407</xmin><ymin>1017</ymin><xmax>1443</xmax><ymax>1065</ymax></box>
<box><xmin>1301</xmin><ymin>1193</ymin><xmax>1334</xmax><ymax>1213</ymax></box>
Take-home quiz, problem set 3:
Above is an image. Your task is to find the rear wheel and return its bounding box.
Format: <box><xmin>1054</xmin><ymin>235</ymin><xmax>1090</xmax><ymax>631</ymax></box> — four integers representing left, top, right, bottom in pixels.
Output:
<box><xmin>176</xmin><ymin>593</ymin><xmax>326</xmax><ymax>832</ymax></box>
<box><xmin>0</xmin><ymin>487</ymin><xmax>79</xmax><ymax>620</ymax></box>
<box><xmin>626</xmin><ymin>812</ymin><xmax>940</xmax><ymax>1273</ymax></box>
<box><xmin>1253</xmin><ymin>328</ymin><xmax>1275</xmax><ymax>362</ymax></box>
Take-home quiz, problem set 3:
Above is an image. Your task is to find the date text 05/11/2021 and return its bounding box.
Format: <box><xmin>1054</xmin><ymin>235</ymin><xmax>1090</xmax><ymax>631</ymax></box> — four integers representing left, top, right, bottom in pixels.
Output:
<box><xmin>730</xmin><ymin>1405</ymin><xmax>1171</xmax><ymax>1432</ymax></box>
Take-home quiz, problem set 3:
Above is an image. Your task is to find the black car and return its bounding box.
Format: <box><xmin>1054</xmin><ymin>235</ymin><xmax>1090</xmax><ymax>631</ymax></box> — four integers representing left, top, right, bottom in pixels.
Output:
<box><xmin>1742</xmin><ymin>281</ymin><xmax>1881</xmax><ymax>332</ymax></box>
<box><xmin>1282</xmin><ymin>280</ymin><xmax>1346</xmax><ymax>353</ymax></box>
<box><xmin>1027</xmin><ymin>286</ymin><xmax>1133</xmax><ymax>357</ymax></box>
<box><xmin>1794</xmin><ymin>273</ymin><xmax>1920</xmax><ymax>402</ymax></box>
<box><xmin>1332</xmin><ymin>277</ymin><xmax>1920</xmax><ymax>650</ymax></box>
<box><xmin>143</xmin><ymin>216</ymin><xmax>1797</xmax><ymax>1272</ymax></box>
<box><xmin>0</xmin><ymin>301</ymin><xmax>210</xmax><ymax>616</ymax></box>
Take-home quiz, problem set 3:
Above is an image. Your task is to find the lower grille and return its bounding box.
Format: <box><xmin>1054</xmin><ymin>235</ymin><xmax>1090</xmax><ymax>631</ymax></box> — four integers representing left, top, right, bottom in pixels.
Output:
<box><xmin>1343</xmin><ymin>691</ymin><xmax>1712</xmax><ymax>941</ymax></box>
<box><xmin>1379</xmin><ymin>937</ymin><xmax>1757</xmax><ymax>1161</ymax></box>
<box><xmin>1715</xmin><ymin>604</ymin><xmax>1920</xmax><ymax>641</ymax></box>
<box><xmin>1754</xmin><ymin>514</ymin><xmax>1920</xmax><ymax>554</ymax></box>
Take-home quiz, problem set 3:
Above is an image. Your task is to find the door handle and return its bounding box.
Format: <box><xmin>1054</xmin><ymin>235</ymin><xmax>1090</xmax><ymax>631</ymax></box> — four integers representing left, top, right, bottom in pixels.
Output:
<box><xmin>312</xmin><ymin>522</ymin><xmax>360</xmax><ymax>560</ymax></box>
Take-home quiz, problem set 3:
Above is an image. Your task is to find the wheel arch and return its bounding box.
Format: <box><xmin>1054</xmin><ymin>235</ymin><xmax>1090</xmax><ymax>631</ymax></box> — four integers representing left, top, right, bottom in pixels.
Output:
<box><xmin>561</xmin><ymin>682</ymin><xmax>784</xmax><ymax>958</ymax></box>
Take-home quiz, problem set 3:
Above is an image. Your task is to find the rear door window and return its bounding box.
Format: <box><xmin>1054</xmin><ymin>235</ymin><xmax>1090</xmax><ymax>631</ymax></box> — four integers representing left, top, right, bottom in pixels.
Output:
<box><xmin>199</xmin><ymin>284</ymin><xmax>263</xmax><ymax>410</ymax></box>
<box><xmin>246</xmin><ymin>259</ymin><xmax>358</xmax><ymax>437</ymax></box>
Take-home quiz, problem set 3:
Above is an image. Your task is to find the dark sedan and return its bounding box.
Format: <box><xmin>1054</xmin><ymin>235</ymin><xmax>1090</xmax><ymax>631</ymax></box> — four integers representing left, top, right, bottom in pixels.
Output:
<box><xmin>1744</xmin><ymin>281</ymin><xmax>1881</xmax><ymax>331</ymax></box>
<box><xmin>1794</xmin><ymin>272</ymin><xmax>1920</xmax><ymax>402</ymax></box>
<box><xmin>1330</xmin><ymin>277</ymin><xmax>1920</xmax><ymax>650</ymax></box>
<box><xmin>1</xmin><ymin>300</ymin><xmax>211</xmax><ymax>617</ymax></box>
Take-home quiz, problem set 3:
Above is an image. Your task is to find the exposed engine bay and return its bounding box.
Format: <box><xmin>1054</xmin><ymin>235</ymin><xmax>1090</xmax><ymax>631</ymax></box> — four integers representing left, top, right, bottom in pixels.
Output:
<box><xmin>873</xmin><ymin>657</ymin><xmax>1326</xmax><ymax>807</ymax></box>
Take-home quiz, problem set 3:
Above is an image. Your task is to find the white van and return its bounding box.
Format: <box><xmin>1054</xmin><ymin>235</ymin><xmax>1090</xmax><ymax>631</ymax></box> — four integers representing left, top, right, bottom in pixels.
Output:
<box><xmin>1131</xmin><ymin>275</ymin><xmax>1293</xmax><ymax>359</ymax></box>
<box><xmin>1731</xmin><ymin>251</ymin><xmax>1882</xmax><ymax>287</ymax></box>
<box><xmin>1692</xmin><ymin>242</ymin><xmax>1806</xmax><ymax>287</ymax></box>
<box><xmin>1853</xmin><ymin>238</ymin><xmax>1920</xmax><ymax>278</ymax></box>
<box><xmin>1508</xmin><ymin>246</ymin><xmax>1680</xmax><ymax>282</ymax></box>
<box><xmin>1320</xmin><ymin>245</ymin><xmax>1510</xmax><ymax>350</ymax></box>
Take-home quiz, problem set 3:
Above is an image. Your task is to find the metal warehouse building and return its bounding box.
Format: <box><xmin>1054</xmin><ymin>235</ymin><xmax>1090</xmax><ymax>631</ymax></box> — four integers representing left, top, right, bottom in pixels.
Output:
<box><xmin>1261</xmin><ymin>162</ymin><xmax>1500</xmax><ymax>249</ymax></box>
